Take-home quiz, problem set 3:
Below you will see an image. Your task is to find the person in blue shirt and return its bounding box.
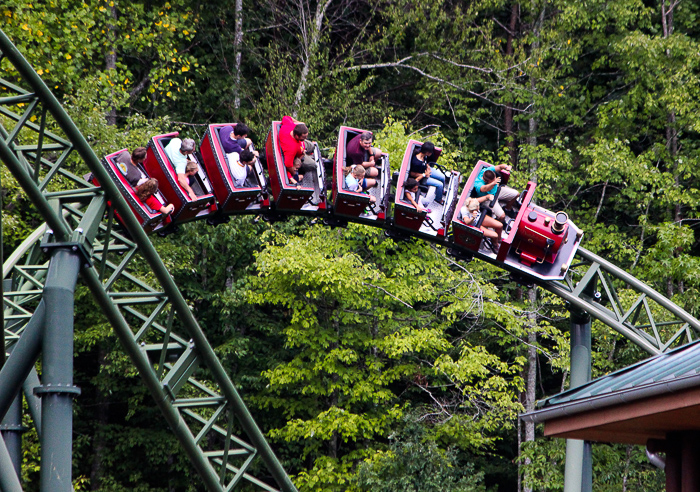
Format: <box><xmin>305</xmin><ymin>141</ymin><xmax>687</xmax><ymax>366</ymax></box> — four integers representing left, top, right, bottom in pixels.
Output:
<box><xmin>408</xmin><ymin>142</ymin><xmax>446</xmax><ymax>204</ymax></box>
<box><xmin>473</xmin><ymin>163</ymin><xmax>518</xmax><ymax>222</ymax></box>
<box><xmin>345</xmin><ymin>166</ymin><xmax>377</xmax><ymax>205</ymax></box>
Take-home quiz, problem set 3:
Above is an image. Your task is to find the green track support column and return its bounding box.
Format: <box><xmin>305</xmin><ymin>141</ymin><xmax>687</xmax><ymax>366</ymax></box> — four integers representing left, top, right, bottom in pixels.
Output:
<box><xmin>0</xmin><ymin>302</ymin><xmax>45</xmax><ymax>418</ymax></box>
<box><xmin>37</xmin><ymin>248</ymin><xmax>81</xmax><ymax>492</ymax></box>
<box><xmin>0</xmin><ymin>436</ymin><xmax>22</xmax><ymax>492</ymax></box>
<box><xmin>1</xmin><ymin>393</ymin><xmax>24</xmax><ymax>476</ymax></box>
<box><xmin>563</xmin><ymin>307</ymin><xmax>593</xmax><ymax>492</ymax></box>
<box><xmin>23</xmin><ymin>367</ymin><xmax>43</xmax><ymax>438</ymax></box>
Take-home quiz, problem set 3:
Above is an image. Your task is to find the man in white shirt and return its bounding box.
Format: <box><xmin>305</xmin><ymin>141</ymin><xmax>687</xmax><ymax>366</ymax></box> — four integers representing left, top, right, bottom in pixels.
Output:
<box><xmin>164</xmin><ymin>137</ymin><xmax>198</xmax><ymax>200</ymax></box>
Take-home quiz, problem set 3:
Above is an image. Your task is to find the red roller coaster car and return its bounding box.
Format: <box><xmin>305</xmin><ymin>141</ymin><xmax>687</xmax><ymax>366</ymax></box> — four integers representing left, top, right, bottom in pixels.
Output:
<box><xmin>92</xmin><ymin>149</ymin><xmax>173</xmax><ymax>234</ymax></box>
<box><xmin>199</xmin><ymin>124</ymin><xmax>268</xmax><ymax>214</ymax></box>
<box><xmin>451</xmin><ymin>160</ymin><xmax>583</xmax><ymax>280</ymax></box>
<box><xmin>264</xmin><ymin>121</ymin><xmax>326</xmax><ymax>213</ymax></box>
<box><xmin>144</xmin><ymin>132</ymin><xmax>218</xmax><ymax>223</ymax></box>
<box><xmin>393</xmin><ymin>139</ymin><xmax>461</xmax><ymax>238</ymax></box>
<box><xmin>331</xmin><ymin>126</ymin><xmax>391</xmax><ymax>223</ymax></box>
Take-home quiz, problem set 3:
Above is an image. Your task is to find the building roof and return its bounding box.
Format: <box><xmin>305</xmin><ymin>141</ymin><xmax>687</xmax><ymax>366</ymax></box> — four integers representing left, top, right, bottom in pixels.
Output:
<box><xmin>521</xmin><ymin>339</ymin><xmax>700</xmax><ymax>444</ymax></box>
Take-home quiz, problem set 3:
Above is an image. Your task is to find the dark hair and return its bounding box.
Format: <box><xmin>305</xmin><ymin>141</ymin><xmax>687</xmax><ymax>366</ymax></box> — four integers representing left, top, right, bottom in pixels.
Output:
<box><xmin>420</xmin><ymin>141</ymin><xmax>435</xmax><ymax>155</ymax></box>
<box><xmin>135</xmin><ymin>178</ymin><xmax>158</xmax><ymax>202</ymax></box>
<box><xmin>360</xmin><ymin>131</ymin><xmax>373</xmax><ymax>142</ymax></box>
<box><xmin>240</xmin><ymin>148</ymin><xmax>255</xmax><ymax>163</ymax></box>
<box><xmin>293</xmin><ymin>123</ymin><xmax>308</xmax><ymax>137</ymax></box>
<box><xmin>404</xmin><ymin>177</ymin><xmax>419</xmax><ymax>190</ymax></box>
<box><xmin>131</xmin><ymin>147</ymin><xmax>147</xmax><ymax>162</ymax></box>
<box><xmin>483</xmin><ymin>170</ymin><xmax>496</xmax><ymax>182</ymax></box>
<box><xmin>234</xmin><ymin>123</ymin><xmax>249</xmax><ymax>137</ymax></box>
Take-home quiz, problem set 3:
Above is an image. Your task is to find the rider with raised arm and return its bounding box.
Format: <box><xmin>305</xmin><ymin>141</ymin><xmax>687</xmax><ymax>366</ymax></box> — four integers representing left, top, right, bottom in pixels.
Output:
<box><xmin>473</xmin><ymin>163</ymin><xmax>518</xmax><ymax>223</ymax></box>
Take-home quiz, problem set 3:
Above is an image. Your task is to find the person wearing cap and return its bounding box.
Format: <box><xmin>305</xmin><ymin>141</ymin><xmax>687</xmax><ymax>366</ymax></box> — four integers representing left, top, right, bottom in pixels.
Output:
<box><xmin>409</xmin><ymin>141</ymin><xmax>446</xmax><ymax>205</ymax></box>
<box><xmin>164</xmin><ymin>137</ymin><xmax>199</xmax><ymax>200</ymax></box>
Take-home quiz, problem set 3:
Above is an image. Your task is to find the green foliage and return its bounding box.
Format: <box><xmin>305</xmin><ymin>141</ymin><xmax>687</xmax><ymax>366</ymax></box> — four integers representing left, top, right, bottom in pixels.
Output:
<box><xmin>8</xmin><ymin>0</ymin><xmax>700</xmax><ymax>488</ymax></box>
<box><xmin>3</xmin><ymin>0</ymin><xmax>198</xmax><ymax>113</ymax></box>
<box><xmin>354</xmin><ymin>419</ymin><xmax>486</xmax><ymax>492</ymax></box>
<box><xmin>243</xmin><ymin>224</ymin><xmax>523</xmax><ymax>487</ymax></box>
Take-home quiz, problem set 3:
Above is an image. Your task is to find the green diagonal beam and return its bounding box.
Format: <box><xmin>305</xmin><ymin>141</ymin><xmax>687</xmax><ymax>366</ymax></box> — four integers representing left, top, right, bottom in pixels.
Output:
<box><xmin>0</xmin><ymin>28</ymin><xmax>297</xmax><ymax>492</ymax></box>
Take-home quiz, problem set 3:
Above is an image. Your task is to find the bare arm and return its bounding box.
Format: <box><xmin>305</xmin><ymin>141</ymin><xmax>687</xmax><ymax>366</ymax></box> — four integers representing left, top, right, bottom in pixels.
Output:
<box><xmin>159</xmin><ymin>204</ymin><xmax>175</xmax><ymax>215</ymax></box>
<box><xmin>405</xmin><ymin>192</ymin><xmax>423</xmax><ymax>212</ymax></box>
<box><xmin>177</xmin><ymin>173</ymin><xmax>197</xmax><ymax>200</ymax></box>
<box><xmin>479</xmin><ymin>179</ymin><xmax>500</xmax><ymax>194</ymax></box>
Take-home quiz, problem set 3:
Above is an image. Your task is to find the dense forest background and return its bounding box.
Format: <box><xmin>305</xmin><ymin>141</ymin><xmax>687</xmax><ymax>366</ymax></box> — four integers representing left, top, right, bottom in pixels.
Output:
<box><xmin>3</xmin><ymin>0</ymin><xmax>700</xmax><ymax>489</ymax></box>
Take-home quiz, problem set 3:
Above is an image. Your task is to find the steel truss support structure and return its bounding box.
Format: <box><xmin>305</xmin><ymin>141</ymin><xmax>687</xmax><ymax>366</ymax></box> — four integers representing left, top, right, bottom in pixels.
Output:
<box><xmin>546</xmin><ymin>247</ymin><xmax>700</xmax><ymax>356</ymax></box>
<box><xmin>2</xmin><ymin>23</ymin><xmax>700</xmax><ymax>492</ymax></box>
<box><xmin>0</xmin><ymin>29</ymin><xmax>296</xmax><ymax>492</ymax></box>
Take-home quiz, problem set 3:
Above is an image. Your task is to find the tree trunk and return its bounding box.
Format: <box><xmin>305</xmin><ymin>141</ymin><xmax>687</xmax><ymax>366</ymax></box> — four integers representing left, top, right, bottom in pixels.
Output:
<box><xmin>522</xmin><ymin>287</ymin><xmax>538</xmax><ymax>492</ymax></box>
<box><xmin>105</xmin><ymin>4</ymin><xmax>118</xmax><ymax>125</ymax></box>
<box><xmin>328</xmin><ymin>314</ymin><xmax>340</xmax><ymax>459</ymax></box>
<box><xmin>521</xmin><ymin>9</ymin><xmax>544</xmax><ymax>490</ymax></box>
<box><xmin>504</xmin><ymin>3</ymin><xmax>519</xmax><ymax>167</ymax></box>
<box><xmin>90</xmin><ymin>345</ymin><xmax>109</xmax><ymax>490</ymax></box>
<box><xmin>233</xmin><ymin>0</ymin><xmax>243</xmax><ymax>115</ymax></box>
<box><xmin>662</xmin><ymin>0</ymin><xmax>681</xmax><ymax>295</ymax></box>
<box><xmin>621</xmin><ymin>444</ymin><xmax>632</xmax><ymax>492</ymax></box>
<box><xmin>292</xmin><ymin>0</ymin><xmax>333</xmax><ymax>114</ymax></box>
<box><xmin>517</xmin><ymin>401</ymin><xmax>523</xmax><ymax>492</ymax></box>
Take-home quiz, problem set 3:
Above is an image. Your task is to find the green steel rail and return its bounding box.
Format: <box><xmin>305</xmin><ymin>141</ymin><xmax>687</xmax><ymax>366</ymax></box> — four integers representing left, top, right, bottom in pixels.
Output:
<box><xmin>1</xmin><ymin>23</ymin><xmax>699</xmax><ymax>491</ymax></box>
<box><xmin>0</xmin><ymin>29</ymin><xmax>296</xmax><ymax>492</ymax></box>
<box><xmin>544</xmin><ymin>247</ymin><xmax>700</xmax><ymax>355</ymax></box>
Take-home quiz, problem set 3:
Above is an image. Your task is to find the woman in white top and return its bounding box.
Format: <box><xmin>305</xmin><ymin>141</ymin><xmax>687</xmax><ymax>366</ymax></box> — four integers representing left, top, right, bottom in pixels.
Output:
<box><xmin>460</xmin><ymin>196</ymin><xmax>503</xmax><ymax>252</ymax></box>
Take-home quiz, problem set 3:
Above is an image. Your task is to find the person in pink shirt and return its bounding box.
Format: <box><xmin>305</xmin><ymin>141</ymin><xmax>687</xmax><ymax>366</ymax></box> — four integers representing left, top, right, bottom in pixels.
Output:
<box><xmin>278</xmin><ymin>115</ymin><xmax>321</xmax><ymax>203</ymax></box>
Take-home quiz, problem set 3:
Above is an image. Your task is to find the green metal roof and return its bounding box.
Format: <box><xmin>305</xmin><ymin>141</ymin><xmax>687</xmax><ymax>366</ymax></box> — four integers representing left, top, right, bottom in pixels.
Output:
<box><xmin>522</xmin><ymin>339</ymin><xmax>700</xmax><ymax>423</ymax></box>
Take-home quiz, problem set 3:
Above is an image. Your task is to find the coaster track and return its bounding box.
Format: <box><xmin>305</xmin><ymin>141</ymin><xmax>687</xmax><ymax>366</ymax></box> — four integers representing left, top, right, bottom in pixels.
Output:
<box><xmin>1</xmin><ymin>27</ymin><xmax>699</xmax><ymax>491</ymax></box>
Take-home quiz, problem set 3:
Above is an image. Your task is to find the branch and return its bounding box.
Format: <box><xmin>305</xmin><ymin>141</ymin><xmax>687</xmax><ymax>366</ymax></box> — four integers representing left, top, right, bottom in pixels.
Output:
<box><xmin>407</xmin><ymin>124</ymin><xmax>439</xmax><ymax>136</ymax></box>
<box><xmin>361</xmin><ymin>282</ymin><xmax>413</xmax><ymax>309</ymax></box>
<box><xmin>344</xmin><ymin>57</ymin><xmax>530</xmax><ymax>111</ymax></box>
<box><xmin>429</xmin><ymin>53</ymin><xmax>495</xmax><ymax>73</ymax></box>
<box><xmin>245</xmin><ymin>22</ymin><xmax>293</xmax><ymax>33</ymax></box>
<box><xmin>128</xmin><ymin>75</ymin><xmax>150</xmax><ymax>99</ymax></box>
